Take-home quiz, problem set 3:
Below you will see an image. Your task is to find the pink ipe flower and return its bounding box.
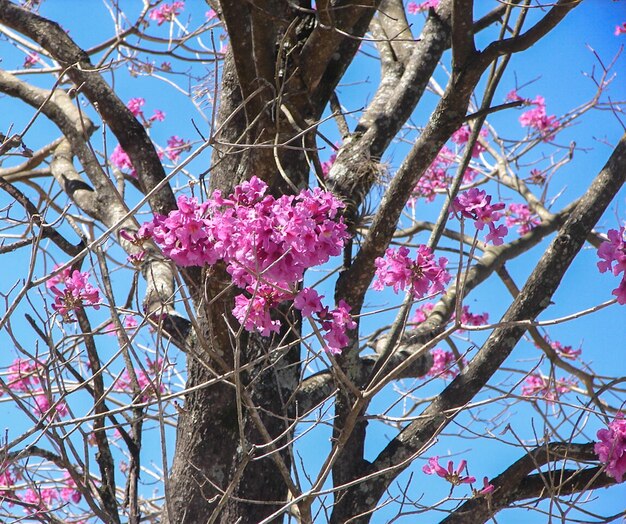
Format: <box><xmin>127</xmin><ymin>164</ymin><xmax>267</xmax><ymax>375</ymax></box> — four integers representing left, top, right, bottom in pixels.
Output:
<box><xmin>505</xmin><ymin>203</ymin><xmax>540</xmax><ymax>236</ymax></box>
<box><xmin>50</xmin><ymin>270</ymin><xmax>100</xmax><ymax>322</ymax></box>
<box><xmin>373</xmin><ymin>245</ymin><xmax>451</xmax><ymax>299</ymax></box>
<box><xmin>7</xmin><ymin>358</ymin><xmax>43</xmax><ymax>392</ymax></box>
<box><xmin>426</xmin><ymin>348</ymin><xmax>460</xmax><ymax>379</ymax></box>
<box><xmin>519</xmin><ymin>95</ymin><xmax>560</xmax><ymax>141</ymax></box>
<box><xmin>110</xmin><ymin>144</ymin><xmax>136</xmax><ymax>176</ymax></box>
<box><xmin>116</xmin><ymin>358</ymin><xmax>166</xmax><ymax>402</ymax></box>
<box><xmin>126</xmin><ymin>97</ymin><xmax>145</xmax><ymax>117</ymax></box>
<box><xmin>615</xmin><ymin>23</ymin><xmax>626</xmax><ymax>36</ymax></box>
<box><xmin>597</xmin><ymin>227</ymin><xmax>626</xmax><ymax>305</ymax></box>
<box><xmin>407</xmin><ymin>0</ymin><xmax>439</xmax><ymax>14</ymax></box>
<box><xmin>162</xmin><ymin>135</ymin><xmax>191</xmax><ymax>162</ymax></box>
<box><xmin>34</xmin><ymin>393</ymin><xmax>68</xmax><ymax>419</ymax></box>
<box><xmin>23</xmin><ymin>52</ymin><xmax>39</xmax><ymax>68</ymax></box>
<box><xmin>451</xmin><ymin>125</ymin><xmax>488</xmax><ymax>157</ymax></box>
<box><xmin>59</xmin><ymin>473</ymin><xmax>81</xmax><ymax>504</ymax></box>
<box><xmin>549</xmin><ymin>339</ymin><xmax>581</xmax><ymax>360</ymax></box>
<box><xmin>149</xmin><ymin>1</ymin><xmax>185</xmax><ymax>25</ymax></box>
<box><xmin>475</xmin><ymin>477</ymin><xmax>495</xmax><ymax>497</ymax></box>
<box><xmin>452</xmin><ymin>188</ymin><xmax>508</xmax><ymax>245</ymax></box>
<box><xmin>521</xmin><ymin>373</ymin><xmax>576</xmax><ymax>403</ymax></box>
<box><xmin>423</xmin><ymin>457</ymin><xmax>476</xmax><ymax>486</ymax></box>
<box><xmin>317</xmin><ymin>300</ymin><xmax>357</xmax><ymax>354</ymax></box>
<box><xmin>595</xmin><ymin>413</ymin><xmax>626</xmax><ymax>482</ymax></box>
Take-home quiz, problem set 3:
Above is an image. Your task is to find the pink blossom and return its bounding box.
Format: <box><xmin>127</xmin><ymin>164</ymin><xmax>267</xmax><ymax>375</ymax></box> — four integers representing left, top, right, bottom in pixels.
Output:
<box><xmin>423</xmin><ymin>457</ymin><xmax>476</xmax><ymax>486</ymax></box>
<box><xmin>426</xmin><ymin>348</ymin><xmax>459</xmax><ymax>379</ymax></box>
<box><xmin>549</xmin><ymin>340</ymin><xmax>581</xmax><ymax>360</ymax></box>
<box><xmin>0</xmin><ymin>463</ymin><xmax>16</xmax><ymax>503</ymax></box>
<box><xmin>23</xmin><ymin>52</ymin><xmax>38</xmax><ymax>68</ymax></box>
<box><xmin>106</xmin><ymin>315</ymin><xmax>138</xmax><ymax>336</ymax></box>
<box><xmin>412</xmin><ymin>302</ymin><xmax>435</xmax><ymax>324</ymax></box>
<box><xmin>110</xmin><ymin>144</ymin><xmax>135</xmax><ymax>176</ymax></box>
<box><xmin>412</xmin><ymin>146</ymin><xmax>461</xmax><ymax>202</ymax></box>
<box><xmin>206</xmin><ymin>9</ymin><xmax>217</xmax><ymax>21</ymax></box>
<box><xmin>321</xmin><ymin>153</ymin><xmax>337</xmax><ymax>178</ymax></box>
<box><xmin>452</xmin><ymin>188</ymin><xmax>508</xmax><ymax>245</ymax></box>
<box><xmin>407</xmin><ymin>0</ymin><xmax>439</xmax><ymax>14</ymax></box>
<box><xmin>22</xmin><ymin>487</ymin><xmax>59</xmax><ymax>513</ymax></box>
<box><xmin>476</xmin><ymin>477</ymin><xmax>495</xmax><ymax>496</ymax></box>
<box><xmin>144</xmin><ymin>177</ymin><xmax>349</xmax><ymax>339</ymax></box>
<box><xmin>149</xmin><ymin>109</ymin><xmax>166</xmax><ymax>122</ymax></box>
<box><xmin>59</xmin><ymin>474</ymin><xmax>81</xmax><ymax>504</ymax></box>
<box><xmin>460</xmin><ymin>305</ymin><xmax>489</xmax><ymax>328</ymax></box>
<box><xmin>519</xmin><ymin>95</ymin><xmax>560</xmax><ymax>141</ymax></box>
<box><xmin>505</xmin><ymin>203</ymin><xmax>540</xmax><ymax>236</ymax></box>
<box><xmin>45</xmin><ymin>265</ymin><xmax>71</xmax><ymax>290</ymax></box>
<box><xmin>373</xmin><ymin>246</ymin><xmax>451</xmax><ymax>299</ymax></box>
<box><xmin>149</xmin><ymin>1</ymin><xmax>185</xmax><ymax>25</ymax></box>
<box><xmin>34</xmin><ymin>393</ymin><xmax>68</xmax><ymax>419</ymax></box>
<box><xmin>521</xmin><ymin>373</ymin><xmax>576</xmax><ymax>403</ymax></box>
<box><xmin>317</xmin><ymin>300</ymin><xmax>357</xmax><ymax>354</ymax></box>
<box><xmin>615</xmin><ymin>23</ymin><xmax>626</xmax><ymax>36</ymax></box>
<box><xmin>597</xmin><ymin>227</ymin><xmax>626</xmax><ymax>304</ymax></box>
<box><xmin>294</xmin><ymin>288</ymin><xmax>324</xmax><ymax>317</ymax></box>
<box><xmin>7</xmin><ymin>358</ymin><xmax>43</xmax><ymax>392</ymax></box>
<box><xmin>117</xmin><ymin>358</ymin><xmax>165</xmax><ymax>402</ymax></box>
<box><xmin>451</xmin><ymin>125</ymin><xmax>488</xmax><ymax>157</ymax></box>
<box><xmin>50</xmin><ymin>270</ymin><xmax>100</xmax><ymax>321</ymax></box>
<box><xmin>595</xmin><ymin>413</ymin><xmax>626</xmax><ymax>482</ymax></box>
<box><xmin>126</xmin><ymin>97</ymin><xmax>145</xmax><ymax>117</ymax></box>
<box><xmin>163</xmin><ymin>135</ymin><xmax>190</xmax><ymax>162</ymax></box>
<box><xmin>505</xmin><ymin>89</ymin><xmax>524</xmax><ymax>103</ymax></box>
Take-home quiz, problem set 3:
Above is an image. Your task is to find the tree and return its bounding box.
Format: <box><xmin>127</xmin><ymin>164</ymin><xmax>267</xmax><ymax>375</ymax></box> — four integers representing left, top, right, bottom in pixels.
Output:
<box><xmin>0</xmin><ymin>0</ymin><xmax>625</xmax><ymax>522</ymax></box>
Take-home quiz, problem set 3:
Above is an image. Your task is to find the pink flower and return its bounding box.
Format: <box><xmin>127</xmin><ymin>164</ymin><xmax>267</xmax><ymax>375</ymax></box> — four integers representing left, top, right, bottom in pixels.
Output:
<box><xmin>116</xmin><ymin>358</ymin><xmax>166</xmax><ymax>402</ymax></box>
<box><xmin>7</xmin><ymin>358</ymin><xmax>43</xmax><ymax>392</ymax></box>
<box><xmin>505</xmin><ymin>203</ymin><xmax>540</xmax><ymax>235</ymax></box>
<box><xmin>318</xmin><ymin>300</ymin><xmax>357</xmax><ymax>354</ymax></box>
<box><xmin>110</xmin><ymin>144</ymin><xmax>136</xmax><ymax>176</ymax></box>
<box><xmin>163</xmin><ymin>135</ymin><xmax>190</xmax><ymax>162</ymax></box>
<box><xmin>321</xmin><ymin>153</ymin><xmax>337</xmax><ymax>178</ymax></box>
<box><xmin>459</xmin><ymin>305</ymin><xmax>489</xmax><ymax>328</ymax></box>
<box><xmin>595</xmin><ymin>413</ymin><xmax>626</xmax><ymax>482</ymax></box>
<box><xmin>407</xmin><ymin>0</ymin><xmax>439</xmax><ymax>14</ymax></box>
<box><xmin>149</xmin><ymin>1</ymin><xmax>185</xmax><ymax>25</ymax></box>
<box><xmin>423</xmin><ymin>457</ymin><xmax>476</xmax><ymax>486</ymax></box>
<box><xmin>23</xmin><ymin>52</ymin><xmax>38</xmax><ymax>68</ymax></box>
<box><xmin>521</xmin><ymin>373</ymin><xmax>576</xmax><ymax>403</ymax></box>
<box><xmin>519</xmin><ymin>95</ymin><xmax>560</xmax><ymax>141</ymax></box>
<box><xmin>549</xmin><ymin>340</ymin><xmax>581</xmax><ymax>360</ymax></box>
<box><xmin>206</xmin><ymin>9</ymin><xmax>217</xmax><ymax>21</ymax></box>
<box><xmin>597</xmin><ymin>227</ymin><xmax>626</xmax><ymax>304</ymax></box>
<box><xmin>426</xmin><ymin>348</ymin><xmax>459</xmax><ymax>379</ymax></box>
<box><xmin>294</xmin><ymin>288</ymin><xmax>324</xmax><ymax>317</ymax></box>
<box><xmin>232</xmin><ymin>287</ymin><xmax>283</xmax><ymax>337</ymax></box>
<box><xmin>149</xmin><ymin>109</ymin><xmax>166</xmax><ymax>122</ymax></box>
<box><xmin>476</xmin><ymin>477</ymin><xmax>495</xmax><ymax>496</ymax></box>
<box><xmin>49</xmin><ymin>270</ymin><xmax>101</xmax><ymax>322</ymax></box>
<box><xmin>126</xmin><ymin>97</ymin><xmax>145</xmax><ymax>117</ymax></box>
<box><xmin>505</xmin><ymin>89</ymin><xmax>524</xmax><ymax>103</ymax></box>
<box><xmin>373</xmin><ymin>246</ymin><xmax>451</xmax><ymax>299</ymax></box>
<box><xmin>615</xmin><ymin>23</ymin><xmax>626</xmax><ymax>36</ymax></box>
<box><xmin>452</xmin><ymin>189</ymin><xmax>508</xmax><ymax>245</ymax></box>
<box><xmin>106</xmin><ymin>315</ymin><xmax>139</xmax><ymax>336</ymax></box>
<box><xmin>59</xmin><ymin>474</ymin><xmax>81</xmax><ymax>504</ymax></box>
<box><xmin>34</xmin><ymin>393</ymin><xmax>68</xmax><ymax>419</ymax></box>
<box><xmin>412</xmin><ymin>302</ymin><xmax>435</xmax><ymax>324</ymax></box>
<box><xmin>451</xmin><ymin>125</ymin><xmax>488</xmax><ymax>157</ymax></box>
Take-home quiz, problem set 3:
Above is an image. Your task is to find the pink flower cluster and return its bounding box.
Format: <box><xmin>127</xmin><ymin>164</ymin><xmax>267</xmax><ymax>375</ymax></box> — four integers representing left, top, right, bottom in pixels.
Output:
<box><xmin>549</xmin><ymin>339</ymin><xmax>581</xmax><ymax>360</ymax></box>
<box><xmin>407</xmin><ymin>0</ymin><xmax>439</xmax><ymax>14</ymax></box>
<box><xmin>23</xmin><ymin>52</ymin><xmax>38</xmax><ymax>68</ymax></box>
<box><xmin>513</xmin><ymin>93</ymin><xmax>560</xmax><ymax>141</ymax></box>
<box><xmin>460</xmin><ymin>305</ymin><xmax>489</xmax><ymax>328</ymax></box>
<box><xmin>521</xmin><ymin>373</ymin><xmax>576</xmax><ymax>403</ymax></box>
<box><xmin>4</xmin><ymin>358</ymin><xmax>68</xmax><ymax>419</ymax></box>
<box><xmin>451</xmin><ymin>125</ymin><xmax>488</xmax><ymax>158</ymax></box>
<box><xmin>426</xmin><ymin>348</ymin><xmax>459</xmax><ymax>379</ymax></box>
<box><xmin>595</xmin><ymin>413</ymin><xmax>626</xmax><ymax>482</ymax></box>
<box><xmin>160</xmin><ymin>135</ymin><xmax>190</xmax><ymax>162</ymax></box>
<box><xmin>373</xmin><ymin>246</ymin><xmax>451</xmax><ymax>299</ymax></box>
<box><xmin>105</xmin><ymin>315</ymin><xmax>138</xmax><ymax>336</ymax></box>
<box><xmin>110</xmin><ymin>144</ymin><xmax>136</xmax><ymax>176</ymax></box>
<box><xmin>143</xmin><ymin>177</ymin><xmax>354</xmax><ymax>350</ymax></box>
<box><xmin>2</xmin><ymin>472</ymin><xmax>80</xmax><ymax>514</ymax></box>
<box><xmin>505</xmin><ymin>203</ymin><xmax>540</xmax><ymax>236</ymax></box>
<box><xmin>49</xmin><ymin>270</ymin><xmax>100</xmax><ymax>322</ymax></box>
<box><xmin>615</xmin><ymin>23</ymin><xmax>626</xmax><ymax>36</ymax></box>
<box><xmin>423</xmin><ymin>457</ymin><xmax>475</xmax><ymax>486</ymax></box>
<box><xmin>126</xmin><ymin>97</ymin><xmax>165</xmax><ymax>124</ymax></box>
<box><xmin>412</xmin><ymin>146</ymin><xmax>476</xmax><ymax>203</ymax></box>
<box><xmin>117</xmin><ymin>358</ymin><xmax>165</xmax><ymax>402</ymax></box>
<box><xmin>597</xmin><ymin>227</ymin><xmax>626</xmax><ymax>304</ymax></box>
<box><xmin>321</xmin><ymin>152</ymin><xmax>337</xmax><ymax>178</ymax></box>
<box><xmin>149</xmin><ymin>1</ymin><xmax>184</xmax><ymax>25</ymax></box>
<box><xmin>452</xmin><ymin>188</ymin><xmax>508</xmax><ymax>245</ymax></box>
